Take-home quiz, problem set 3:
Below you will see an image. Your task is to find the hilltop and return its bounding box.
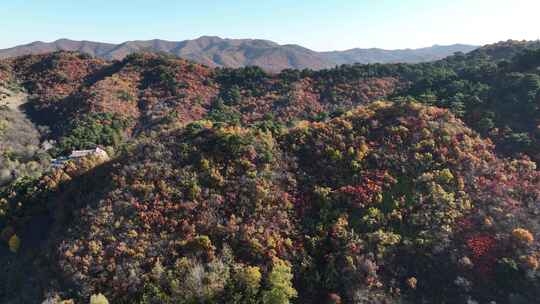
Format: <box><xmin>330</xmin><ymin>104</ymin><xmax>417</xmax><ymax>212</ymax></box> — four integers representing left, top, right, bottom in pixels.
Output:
<box><xmin>1</xmin><ymin>102</ymin><xmax>539</xmax><ymax>303</ymax></box>
<box><xmin>0</xmin><ymin>37</ymin><xmax>478</xmax><ymax>72</ymax></box>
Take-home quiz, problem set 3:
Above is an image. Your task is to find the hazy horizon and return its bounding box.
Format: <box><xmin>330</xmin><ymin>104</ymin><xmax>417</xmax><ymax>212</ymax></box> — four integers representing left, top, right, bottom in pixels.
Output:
<box><xmin>0</xmin><ymin>36</ymin><xmax>488</xmax><ymax>52</ymax></box>
<box><xmin>1</xmin><ymin>0</ymin><xmax>539</xmax><ymax>51</ymax></box>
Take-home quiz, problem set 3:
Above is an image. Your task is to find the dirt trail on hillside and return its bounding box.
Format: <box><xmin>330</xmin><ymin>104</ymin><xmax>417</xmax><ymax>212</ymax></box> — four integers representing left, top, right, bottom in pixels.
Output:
<box><xmin>0</xmin><ymin>86</ymin><xmax>49</xmax><ymax>187</ymax></box>
<box><xmin>0</xmin><ymin>87</ymin><xmax>41</xmax><ymax>151</ymax></box>
<box><xmin>1</xmin><ymin>88</ymin><xmax>54</xmax><ymax>149</ymax></box>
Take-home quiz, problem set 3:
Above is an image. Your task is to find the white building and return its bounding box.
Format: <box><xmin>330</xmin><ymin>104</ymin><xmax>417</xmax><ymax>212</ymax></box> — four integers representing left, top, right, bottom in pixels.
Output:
<box><xmin>69</xmin><ymin>147</ymin><xmax>108</xmax><ymax>159</ymax></box>
<box><xmin>51</xmin><ymin>147</ymin><xmax>109</xmax><ymax>169</ymax></box>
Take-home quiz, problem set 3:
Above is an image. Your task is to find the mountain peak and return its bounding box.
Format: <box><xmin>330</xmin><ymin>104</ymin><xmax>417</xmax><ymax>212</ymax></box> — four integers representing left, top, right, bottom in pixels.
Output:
<box><xmin>196</xmin><ymin>35</ymin><xmax>223</xmax><ymax>40</ymax></box>
<box><xmin>55</xmin><ymin>38</ymin><xmax>76</xmax><ymax>43</ymax></box>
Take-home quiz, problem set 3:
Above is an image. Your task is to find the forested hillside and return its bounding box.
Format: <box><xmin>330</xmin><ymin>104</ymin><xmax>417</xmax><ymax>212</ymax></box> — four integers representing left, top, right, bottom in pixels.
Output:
<box><xmin>0</xmin><ymin>40</ymin><xmax>539</xmax><ymax>304</ymax></box>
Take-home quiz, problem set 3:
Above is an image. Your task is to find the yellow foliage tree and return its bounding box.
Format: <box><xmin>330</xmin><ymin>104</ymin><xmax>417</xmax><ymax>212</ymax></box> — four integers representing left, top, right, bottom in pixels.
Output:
<box><xmin>512</xmin><ymin>228</ymin><xmax>534</xmax><ymax>245</ymax></box>
<box><xmin>89</xmin><ymin>293</ymin><xmax>109</xmax><ymax>304</ymax></box>
<box><xmin>8</xmin><ymin>234</ymin><xmax>20</xmax><ymax>253</ymax></box>
<box><xmin>262</xmin><ymin>258</ymin><xmax>297</xmax><ymax>304</ymax></box>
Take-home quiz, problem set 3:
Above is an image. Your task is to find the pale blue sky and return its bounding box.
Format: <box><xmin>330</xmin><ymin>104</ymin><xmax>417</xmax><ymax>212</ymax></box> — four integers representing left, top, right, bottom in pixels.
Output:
<box><xmin>1</xmin><ymin>0</ymin><xmax>539</xmax><ymax>51</ymax></box>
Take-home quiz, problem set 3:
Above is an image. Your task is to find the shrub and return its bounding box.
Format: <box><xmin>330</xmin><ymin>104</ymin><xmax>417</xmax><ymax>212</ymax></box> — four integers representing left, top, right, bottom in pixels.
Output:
<box><xmin>89</xmin><ymin>293</ymin><xmax>109</xmax><ymax>304</ymax></box>
<box><xmin>512</xmin><ymin>228</ymin><xmax>534</xmax><ymax>245</ymax></box>
<box><xmin>262</xmin><ymin>258</ymin><xmax>297</xmax><ymax>304</ymax></box>
<box><xmin>8</xmin><ymin>234</ymin><xmax>20</xmax><ymax>253</ymax></box>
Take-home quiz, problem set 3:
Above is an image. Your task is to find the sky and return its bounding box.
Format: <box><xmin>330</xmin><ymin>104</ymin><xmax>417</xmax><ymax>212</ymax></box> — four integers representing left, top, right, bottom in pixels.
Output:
<box><xmin>1</xmin><ymin>0</ymin><xmax>539</xmax><ymax>51</ymax></box>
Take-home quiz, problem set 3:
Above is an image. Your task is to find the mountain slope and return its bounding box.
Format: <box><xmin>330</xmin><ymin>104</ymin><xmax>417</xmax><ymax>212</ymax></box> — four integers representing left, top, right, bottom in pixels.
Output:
<box><xmin>321</xmin><ymin>44</ymin><xmax>479</xmax><ymax>64</ymax></box>
<box><xmin>0</xmin><ymin>37</ymin><xmax>477</xmax><ymax>71</ymax></box>
<box><xmin>1</xmin><ymin>102</ymin><xmax>538</xmax><ymax>303</ymax></box>
<box><xmin>464</xmin><ymin>39</ymin><xmax>540</xmax><ymax>62</ymax></box>
<box><xmin>0</xmin><ymin>40</ymin><xmax>539</xmax><ymax>303</ymax></box>
<box><xmin>3</xmin><ymin>51</ymin><xmax>401</xmax><ymax>146</ymax></box>
<box><xmin>0</xmin><ymin>39</ymin><xmax>117</xmax><ymax>60</ymax></box>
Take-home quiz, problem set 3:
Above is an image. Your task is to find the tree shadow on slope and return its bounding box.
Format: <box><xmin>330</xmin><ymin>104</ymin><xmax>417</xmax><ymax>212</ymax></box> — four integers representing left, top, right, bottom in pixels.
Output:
<box><xmin>0</xmin><ymin>159</ymin><xmax>116</xmax><ymax>303</ymax></box>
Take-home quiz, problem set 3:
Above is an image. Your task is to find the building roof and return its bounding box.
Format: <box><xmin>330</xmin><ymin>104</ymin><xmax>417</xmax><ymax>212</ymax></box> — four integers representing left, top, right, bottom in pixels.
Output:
<box><xmin>69</xmin><ymin>147</ymin><xmax>108</xmax><ymax>158</ymax></box>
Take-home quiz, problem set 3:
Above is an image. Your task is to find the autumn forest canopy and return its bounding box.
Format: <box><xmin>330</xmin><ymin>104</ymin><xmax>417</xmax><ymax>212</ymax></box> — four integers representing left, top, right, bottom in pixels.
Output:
<box><xmin>0</xmin><ymin>39</ymin><xmax>539</xmax><ymax>304</ymax></box>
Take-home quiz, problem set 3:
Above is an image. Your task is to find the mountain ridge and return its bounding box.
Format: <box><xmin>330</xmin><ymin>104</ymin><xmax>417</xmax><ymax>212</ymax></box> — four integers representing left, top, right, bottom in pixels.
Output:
<box><xmin>0</xmin><ymin>37</ymin><xmax>478</xmax><ymax>71</ymax></box>
<box><xmin>321</xmin><ymin>43</ymin><xmax>478</xmax><ymax>65</ymax></box>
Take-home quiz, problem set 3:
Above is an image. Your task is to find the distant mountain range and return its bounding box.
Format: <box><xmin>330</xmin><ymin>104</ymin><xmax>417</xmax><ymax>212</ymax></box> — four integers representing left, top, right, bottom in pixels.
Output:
<box><xmin>0</xmin><ymin>36</ymin><xmax>478</xmax><ymax>71</ymax></box>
